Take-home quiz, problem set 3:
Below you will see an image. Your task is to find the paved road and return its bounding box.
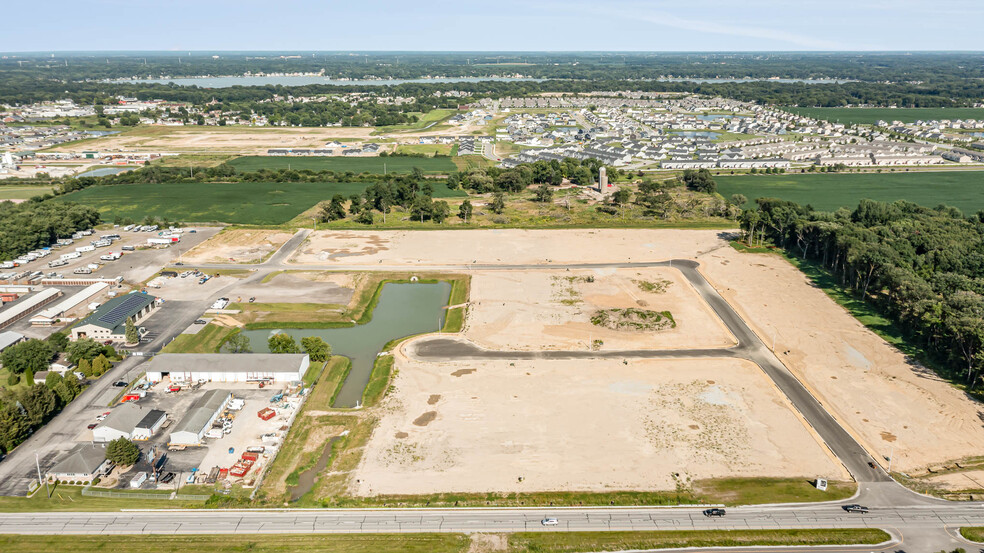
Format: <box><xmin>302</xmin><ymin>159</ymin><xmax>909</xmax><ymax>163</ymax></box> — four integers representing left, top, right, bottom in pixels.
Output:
<box><xmin>0</xmin><ymin>504</ymin><xmax>981</xmax><ymax>536</ymax></box>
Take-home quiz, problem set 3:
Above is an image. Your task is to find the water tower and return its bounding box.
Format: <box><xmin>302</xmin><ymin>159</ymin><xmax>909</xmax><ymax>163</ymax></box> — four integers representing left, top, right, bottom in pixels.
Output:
<box><xmin>597</xmin><ymin>166</ymin><xmax>608</xmax><ymax>192</ymax></box>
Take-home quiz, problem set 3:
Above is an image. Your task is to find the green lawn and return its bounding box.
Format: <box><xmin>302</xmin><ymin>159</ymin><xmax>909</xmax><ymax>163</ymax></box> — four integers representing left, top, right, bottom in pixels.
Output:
<box><xmin>508</xmin><ymin>529</ymin><xmax>890</xmax><ymax>552</ymax></box>
<box><xmin>227</xmin><ymin>155</ymin><xmax>456</xmax><ymax>174</ymax></box>
<box><xmin>55</xmin><ymin>181</ymin><xmax>465</xmax><ymax>225</ymax></box>
<box><xmin>161</xmin><ymin>324</ymin><xmax>238</xmax><ymax>353</ymax></box>
<box><xmin>716</xmin><ymin>171</ymin><xmax>984</xmax><ymax>214</ymax></box>
<box><xmin>0</xmin><ymin>185</ymin><xmax>54</xmax><ymax>200</ymax></box>
<box><xmin>0</xmin><ymin>534</ymin><xmax>470</xmax><ymax>553</ymax></box>
<box><xmin>785</xmin><ymin>107</ymin><xmax>984</xmax><ymax>125</ymax></box>
<box><xmin>962</xmin><ymin>527</ymin><xmax>984</xmax><ymax>541</ymax></box>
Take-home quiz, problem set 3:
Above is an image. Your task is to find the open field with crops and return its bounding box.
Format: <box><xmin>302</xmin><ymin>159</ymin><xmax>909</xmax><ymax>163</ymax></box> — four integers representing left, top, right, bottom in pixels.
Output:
<box><xmin>784</xmin><ymin>107</ymin><xmax>984</xmax><ymax>125</ymax></box>
<box><xmin>716</xmin><ymin>171</ymin><xmax>984</xmax><ymax>213</ymax></box>
<box><xmin>55</xmin><ymin>181</ymin><xmax>465</xmax><ymax>224</ymax></box>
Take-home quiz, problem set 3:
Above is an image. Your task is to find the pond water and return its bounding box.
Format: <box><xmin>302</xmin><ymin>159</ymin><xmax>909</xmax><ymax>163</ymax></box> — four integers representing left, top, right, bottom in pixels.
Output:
<box><xmin>110</xmin><ymin>76</ymin><xmax>542</xmax><ymax>88</ymax></box>
<box><xmin>75</xmin><ymin>167</ymin><xmax>130</xmax><ymax>178</ymax></box>
<box><xmin>670</xmin><ymin>130</ymin><xmax>722</xmax><ymax>139</ymax></box>
<box><xmin>242</xmin><ymin>282</ymin><xmax>451</xmax><ymax>408</ymax></box>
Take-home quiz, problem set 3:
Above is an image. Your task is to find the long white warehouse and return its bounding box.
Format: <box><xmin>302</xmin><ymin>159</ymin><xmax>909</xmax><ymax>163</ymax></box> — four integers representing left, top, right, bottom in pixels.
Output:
<box><xmin>0</xmin><ymin>288</ymin><xmax>61</xmax><ymax>329</ymax></box>
<box><xmin>144</xmin><ymin>353</ymin><xmax>309</xmax><ymax>384</ymax></box>
<box><xmin>29</xmin><ymin>282</ymin><xmax>108</xmax><ymax>326</ymax></box>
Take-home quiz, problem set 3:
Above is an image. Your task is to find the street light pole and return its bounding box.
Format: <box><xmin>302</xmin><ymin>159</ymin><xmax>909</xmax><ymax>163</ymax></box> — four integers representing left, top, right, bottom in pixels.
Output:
<box><xmin>36</xmin><ymin>452</ymin><xmax>49</xmax><ymax>498</ymax></box>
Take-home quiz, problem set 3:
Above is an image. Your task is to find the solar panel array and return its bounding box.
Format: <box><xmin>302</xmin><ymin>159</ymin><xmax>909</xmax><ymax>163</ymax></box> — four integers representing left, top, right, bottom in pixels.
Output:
<box><xmin>96</xmin><ymin>294</ymin><xmax>150</xmax><ymax>327</ymax></box>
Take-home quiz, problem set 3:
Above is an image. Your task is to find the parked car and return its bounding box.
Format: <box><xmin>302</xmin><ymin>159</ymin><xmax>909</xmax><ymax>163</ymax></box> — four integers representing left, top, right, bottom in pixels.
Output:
<box><xmin>194</xmin><ymin>319</ymin><xmax>207</xmax><ymax>325</ymax></box>
<box><xmin>843</xmin><ymin>504</ymin><xmax>869</xmax><ymax>514</ymax></box>
<box><xmin>113</xmin><ymin>381</ymin><xmax>128</xmax><ymax>387</ymax></box>
<box><xmin>87</xmin><ymin>423</ymin><xmax>98</xmax><ymax>430</ymax></box>
<box><xmin>703</xmin><ymin>508</ymin><xmax>726</xmax><ymax>517</ymax></box>
<box><xmin>540</xmin><ymin>518</ymin><xmax>558</xmax><ymax>526</ymax></box>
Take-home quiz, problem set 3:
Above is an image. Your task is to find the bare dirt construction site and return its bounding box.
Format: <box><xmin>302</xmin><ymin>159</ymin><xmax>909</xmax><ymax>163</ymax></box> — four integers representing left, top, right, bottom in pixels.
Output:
<box><xmin>355</xmin><ymin>357</ymin><xmax>845</xmax><ymax>495</ymax></box>
<box><xmin>201</xmin><ymin>227</ymin><xmax>984</xmax><ymax>494</ymax></box>
<box><xmin>182</xmin><ymin>229</ymin><xmax>294</xmax><ymax>264</ymax></box>
<box><xmin>462</xmin><ymin>268</ymin><xmax>735</xmax><ymax>351</ymax></box>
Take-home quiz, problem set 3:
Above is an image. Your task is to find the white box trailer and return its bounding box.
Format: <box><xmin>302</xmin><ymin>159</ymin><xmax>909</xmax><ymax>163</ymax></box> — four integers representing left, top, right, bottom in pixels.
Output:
<box><xmin>75</xmin><ymin>245</ymin><xmax>95</xmax><ymax>253</ymax></box>
<box><xmin>60</xmin><ymin>252</ymin><xmax>82</xmax><ymax>260</ymax></box>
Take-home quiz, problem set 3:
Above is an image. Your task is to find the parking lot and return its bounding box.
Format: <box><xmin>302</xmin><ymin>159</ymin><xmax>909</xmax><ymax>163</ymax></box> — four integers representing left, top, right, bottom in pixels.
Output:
<box><xmin>87</xmin><ymin>380</ymin><xmax>304</xmax><ymax>491</ymax></box>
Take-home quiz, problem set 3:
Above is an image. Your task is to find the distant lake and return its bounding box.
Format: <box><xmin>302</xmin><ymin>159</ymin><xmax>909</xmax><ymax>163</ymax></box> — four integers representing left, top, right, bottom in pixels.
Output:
<box><xmin>76</xmin><ymin>167</ymin><xmax>129</xmax><ymax>178</ymax></box>
<box><xmin>109</xmin><ymin>76</ymin><xmax>543</xmax><ymax>88</ymax></box>
<box><xmin>652</xmin><ymin>77</ymin><xmax>856</xmax><ymax>84</ymax></box>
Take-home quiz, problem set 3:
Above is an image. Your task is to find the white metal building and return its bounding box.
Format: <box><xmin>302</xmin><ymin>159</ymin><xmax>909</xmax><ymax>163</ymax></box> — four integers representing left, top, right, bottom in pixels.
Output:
<box><xmin>169</xmin><ymin>389</ymin><xmax>232</xmax><ymax>446</ymax></box>
<box><xmin>144</xmin><ymin>353</ymin><xmax>309</xmax><ymax>384</ymax></box>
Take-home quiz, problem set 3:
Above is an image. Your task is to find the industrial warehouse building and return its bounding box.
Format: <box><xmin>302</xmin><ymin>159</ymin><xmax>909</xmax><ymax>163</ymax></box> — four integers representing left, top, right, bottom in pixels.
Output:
<box><xmin>144</xmin><ymin>353</ymin><xmax>310</xmax><ymax>384</ymax></box>
<box><xmin>169</xmin><ymin>389</ymin><xmax>232</xmax><ymax>446</ymax></box>
<box><xmin>70</xmin><ymin>291</ymin><xmax>158</xmax><ymax>342</ymax></box>
<box><xmin>92</xmin><ymin>403</ymin><xmax>166</xmax><ymax>442</ymax></box>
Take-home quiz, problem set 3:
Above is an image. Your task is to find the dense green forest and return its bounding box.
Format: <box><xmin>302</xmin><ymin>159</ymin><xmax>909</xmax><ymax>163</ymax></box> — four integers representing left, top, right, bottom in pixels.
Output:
<box><xmin>0</xmin><ymin>201</ymin><xmax>101</xmax><ymax>260</ymax></box>
<box><xmin>2</xmin><ymin>53</ymin><xmax>983</xmax><ymax>108</ymax></box>
<box><xmin>740</xmin><ymin>198</ymin><xmax>984</xmax><ymax>391</ymax></box>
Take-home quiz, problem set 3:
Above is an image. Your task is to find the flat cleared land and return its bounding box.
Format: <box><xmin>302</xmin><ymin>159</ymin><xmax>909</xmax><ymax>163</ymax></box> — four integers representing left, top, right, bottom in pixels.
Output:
<box><xmin>463</xmin><ymin>268</ymin><xmax>734</xmax><ymax>351</ymax></box>
<box><xmin>716</xmin><ymin>171</ymin><xmax>984</xmax><ymax>213</ymax></box>
<box><xmin>283</xmin><ymin>228</ymin><xmax>984</xmax><ymax>478</ymax></box>
<box><xmin>182</xmin><ymin>229</ymin><xmax>294</xmax><ymax>264</ymax></box>
<box><xmin>55</xmin><ymin>181</ymin><xmax>464</xmax><ymax>224</ymax></box>
<box><xmin>355</xmin><ymin>356</ymin><xmax>845</xmax><ymax>495</ymax></box>
<box><xmin>785</xmin><ymin>107</ymin><xmax>984</xmax><ymax>125</ymax></box>
<box><xmin>228</xmin><ymin>155</ymin><xmax>456</xmax><ymax>174</ymax></box>
<box><xmin>291</xmin><ymin>229</ymin><xmax>726</xmax><ymax>266</ymax></box>
<box><xmin>700</xmin><ymin>240</ymin><xmax>984</xmax><ymax>472</ymax></box>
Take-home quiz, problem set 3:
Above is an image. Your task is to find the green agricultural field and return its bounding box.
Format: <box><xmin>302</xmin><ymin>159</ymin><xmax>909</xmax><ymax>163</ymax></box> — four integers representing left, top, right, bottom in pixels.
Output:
<box><xmin>785</xmin><ymin>107</ymin><xmax>984</xmax><ymax>126</ymax></box>
<box><xmin>55</xmin><ymin>181</ymin><xmax>465</xmax><ymax>225</ymax></box>
<box><xmin>717</xmin><ymin>171</ymin><xmax>984</xmax><ymax>213</ymax></box>
<box><xmin>227</xmin><ymin>155</ymin><xmax>457</xmax><ymax>174</ymax></box>
<box><xmin>0</xmin><ymin>185</ymin><xmax>54</xmax><ymax>200</ymax></box>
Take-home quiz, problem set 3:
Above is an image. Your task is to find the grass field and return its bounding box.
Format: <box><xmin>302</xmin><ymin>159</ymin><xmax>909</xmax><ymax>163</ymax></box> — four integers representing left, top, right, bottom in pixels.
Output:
<box><xmin>55</xmin><ymin>181</ymin><xmax>465</xmax><ymax>224</ymax></box>
<box><xmin>508</xmin><ymin>529</ymin><xmax>890</xmax><ymax>552</ymax></box>
<box><xmin>227</xmin><ymin>155</ymin><xmax>457</xmax><ymax>174</ymax></box>
<box><xmin>0</xmin><ymin>534</ymin><xmax>470</xmax><ymax>553</ymax></box>
<box><xmin>0</xmin><ymin>185</ymin><xmax>54</xmax><ymax>200</ymax></box>
<box><xmin>716</xmin><ymin>171</ymin><xmax>984</xmax><ymax>213</ymax></box>
<box><xmin>785</xmin><ymin>107</ymin><xmax>984</xmax><ymax>125</ymax></box>
<box><xmin>395</xmin><ymin>144</ymin><xmax>454</xmax><ymax>156</ymax></box>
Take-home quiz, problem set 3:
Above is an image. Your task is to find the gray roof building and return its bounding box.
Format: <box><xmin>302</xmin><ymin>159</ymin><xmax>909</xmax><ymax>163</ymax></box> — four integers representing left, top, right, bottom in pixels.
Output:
<box><xmin>47</xmin><ymin>443</ymin><xmax>111</xmax><ymax>481</ymax></box>
<box><xmin>0</xmin><ymin>330</ymin><xmax>24</xmax><ymax>353</ymax></box>
<box><xmin>169</xmin><ymin>389</ymin><xmax>232</xmax><ymax>446</ymax></box>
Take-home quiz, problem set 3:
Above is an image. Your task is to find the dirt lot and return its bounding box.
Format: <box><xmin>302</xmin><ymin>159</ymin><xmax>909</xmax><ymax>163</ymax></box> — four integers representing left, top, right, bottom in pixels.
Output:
<box><xmin>228</xmin><ymin>271</ymin><xmax>354</xmax><ymax>304</ymax></box>
<box><xmin>291</xmin><ymin>229</ymin><xmax>727</xmax><ymax>266</ymax></box>
<box><xmin>463</xmin><ymin>269</ymin><xmax>734</xmax><ymax>351</ymax></box>
<box><xmin>235</xmin><ymin>227</ymin><xmax>984</xmax><ymax>476</ymax></box>
<box><xmin>354</xmin><ymin>356</ymin><xmax>845</xmax><ymax>495</ymax></box>
<box><xmin>698</xmin><ymin>245</ymin><xmax>984</xmax><ymax>474</ymax></box>
<box><xmin>182</xmin><ymin>229</ymin><xmax>294</xmax><ymax>264</ymax></box>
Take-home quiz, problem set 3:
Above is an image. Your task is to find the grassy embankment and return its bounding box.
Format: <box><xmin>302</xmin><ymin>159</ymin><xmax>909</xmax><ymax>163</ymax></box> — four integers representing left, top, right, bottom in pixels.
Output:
<box><xmin>371</xmin><ymin>109</ymin><xmax>457</xmax><ymax>134</ymax></box>
<box><xmin>0</xmin><ymin>529</ymin><xmax>891</xmax><ymax>553</ymax></box>
<box><xmin>717</xmin><ymin>170</ymin><xmax>984</xmax><ymax>215</ymax></box>
<box><xmin>0</xmin><ymin>483</ymin><xmax>205</xmax><ymax>513</ymax></box>
<box><xmin>230</xmin><ymin>272</ymin><xmax>469</xmax><ymax>329</ymax></box>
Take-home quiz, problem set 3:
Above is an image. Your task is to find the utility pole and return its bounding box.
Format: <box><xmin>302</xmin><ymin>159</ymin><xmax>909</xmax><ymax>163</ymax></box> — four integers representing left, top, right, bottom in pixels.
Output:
<box><xmin>36</xmin><ymin>452</ymin><xmax>49</xmax><ymax>499</ymax></box>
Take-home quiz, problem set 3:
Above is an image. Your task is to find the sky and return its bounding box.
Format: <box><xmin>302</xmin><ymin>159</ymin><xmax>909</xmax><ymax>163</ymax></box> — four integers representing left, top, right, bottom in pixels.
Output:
<box><xmin>2</xmin><ymin>0</ymin><xmax>983</xmax><ymax>52</ymax></box>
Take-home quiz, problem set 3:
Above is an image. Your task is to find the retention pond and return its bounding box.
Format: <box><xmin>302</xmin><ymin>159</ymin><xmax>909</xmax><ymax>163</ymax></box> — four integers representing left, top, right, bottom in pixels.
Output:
<box><xmin>242</xmin><ymin>281</ymin><xmax>451</xmax><ymax>408</ymax></box>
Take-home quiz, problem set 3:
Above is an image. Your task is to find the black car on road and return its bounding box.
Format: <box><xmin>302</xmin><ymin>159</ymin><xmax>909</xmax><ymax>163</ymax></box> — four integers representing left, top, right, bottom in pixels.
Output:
<box><xmin>703</xmin><ymin>508</ymin><xmax>726</xmax><ymax>517</ymax></box>
<box><xmin>843</xmin><ymin>504</ymin><xmax>869</xmax><ymax>513</ymax></box>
